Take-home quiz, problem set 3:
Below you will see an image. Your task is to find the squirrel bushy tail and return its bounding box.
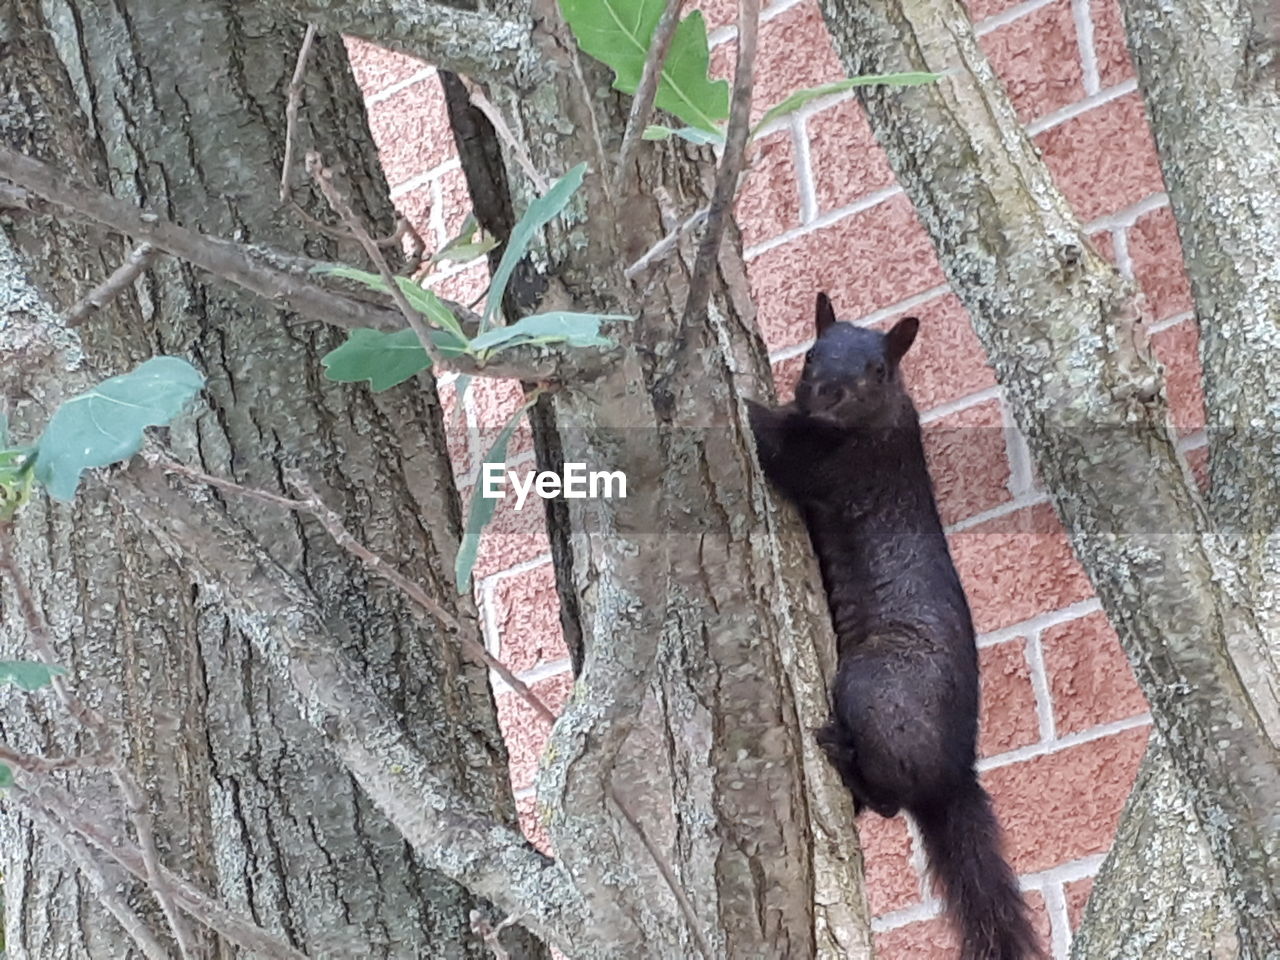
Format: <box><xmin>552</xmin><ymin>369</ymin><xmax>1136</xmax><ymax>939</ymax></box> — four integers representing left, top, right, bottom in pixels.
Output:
<box><xmin>912</xmin><ymin>785</ymin><xmax>1042</xmax><ymax>960</ymax></box>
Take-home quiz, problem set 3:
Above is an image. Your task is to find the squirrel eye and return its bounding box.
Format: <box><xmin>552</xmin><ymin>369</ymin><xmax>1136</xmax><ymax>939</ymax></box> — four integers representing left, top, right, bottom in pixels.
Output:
<box><xmin>873</xmin><ymin>360</ymin><xmax>887</xmax><ymax>380</ymax></box>
<box><xmin>804</xmin><ymin>349</ymin><xmax>814</xmax><ymax>363</ymax></box>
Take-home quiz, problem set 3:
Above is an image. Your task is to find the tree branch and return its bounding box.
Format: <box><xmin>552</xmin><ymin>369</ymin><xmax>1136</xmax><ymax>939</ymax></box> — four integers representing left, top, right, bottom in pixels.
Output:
<box><xmin>0</xmin><ymin>147</ymin><xmax>622</xmax><ymax>383</ymax></box>
<box><xmin>115</xmin><ymin>463</ymin><xmax>597</xmax><ymax>955</ymax></box>
<box><xmin>613</xmin><ymin>0</ymin><xmax>689</xmax><ymax>198</ymax></box>
<box><xmin>65</xmin><ymin>243</ymin><xmax>160</xmax><ymax>327</ymax></box>
<box><xmin>270</xmin><ymin>1</ymin><xmax>541</xmax><ymax>88</ymax></box>
<box><xmin>818</xmin><ymin>0</ymin><xmax>1280</xmax><ymax>949</ymax></box>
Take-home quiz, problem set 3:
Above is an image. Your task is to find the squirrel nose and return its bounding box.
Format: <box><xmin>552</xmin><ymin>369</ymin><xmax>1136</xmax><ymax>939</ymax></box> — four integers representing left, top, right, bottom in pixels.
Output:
<box><xmin>808</xmin><ymin>382</ymin><xmax>847</xmax><ymax>412</ymax></box>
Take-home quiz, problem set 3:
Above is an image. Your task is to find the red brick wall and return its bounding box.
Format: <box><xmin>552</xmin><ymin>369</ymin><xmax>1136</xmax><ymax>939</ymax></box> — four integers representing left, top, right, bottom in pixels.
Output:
<box><xmin>348</xmin><ymin>0</ymin><xmax>1201</xmax><ymax>953</ymax></box>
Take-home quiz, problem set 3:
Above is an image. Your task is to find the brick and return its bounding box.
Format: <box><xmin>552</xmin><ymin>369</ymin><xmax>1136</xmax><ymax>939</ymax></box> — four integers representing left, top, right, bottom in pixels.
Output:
<box><xmin>752</xmin><ymin>1</ymin><xmax>846</xmax><ymax>125</ymax></box>
<box><xmin>1089</xmin><ymin>229</ymin><xmax>1116</xmax><ymax>265</ymax></box>
<box><xmin>1128</xmin><ymin>206</ymin><xmax>1192</xmax><ymax>322</ymax></box>
<box><xmin>1064</xmin><ymin>876</ymin><xmax>1094</xmax><ymax>929</ymax></box>
<box><xmin>985</xmin><ymin>724</ymin><xmax>1149</xmax><ymax>874</ymax></box>
<box><xmin>515</xmin><ymin>791</ymin><xmax>553</xmax><ymax>855</ymax></box>
<box><xmin>749</xmin><ymin>194</ymin><xmax>946</xmax><ymax>351</ymax></box>
<box><xmin>1092</xmin><ymin>0</ymin><xmax>1136</xmax><ymax>88</ymax></box>
<box><xmin>469</xmin><ymin>378</ymin><xmax>535</xmax><ymax>460</ymax></box>
<box><xmin>858</xmin><ymin>814</ymin><xmax>921</xmax><ymax>915</ymax></box>
<box><xmin>874</xmin><ymin>915</ymin><xmax>959</xmax><ymax>960</ymax></box>
<box><xmin>496</xmin><ymin>672</ymin><xmax>572</xmax><ymax>790</ymax></box>
<box><xmin>963</xmin><ymin>0</ymin><xmax>1028</xmax><ymax>24</ymax></box>
<box><xmin>469</xmin><ymin>483</ymin><xmax>553</xmax><ymax>582</ymax></box>
<box><xmin>924</xmin><ymin>399</ymin><xmax>1013</xmax><ymax>527</ymax></box>
<box><xmin>736</xmin><ymin>131</ymin><xmax>803</xmax><ymax>248</ymax></box>
<box><xmin>770</xmin><ymin>352</ymin><xmax>805</xmax><ymax>400</ymax></box>
<box><xmin>892</xmin><ymin>295</ymin><xmax>998</xmax><ymax>412</ymax></box>
<box><xmin>806</xmin><ymin>98</ymin><xmax>898</xmax><ymax>213</ymax></box>
<box><xmin>950</xmin><ymin>503</ymin><xmax>1095</xmax><ymax>635</ymax></box>
<box><xmin>980</xmin><ymin>0</ymin><xmax>1085</xmax><ymax>123</ymax></box>
<box><xmin>1036</xmin><ymin>93</ymin><xmax>1166</xmax><ymax>223</ymax></box>
<box><xmin>690</xmin><ymin>0</ymin><xmax>738</xmax><ymax>33</ymax></box>
<box><xmin>436</xmin><ymin>166</ymin><xmax>474</xmax><ymax>247</ymax></box>
<box><xmin>438</xmin><ymin>379</ymin><xmax>474</xmax><ymax>482</ymax></box>
<box><xmin>487</xmin><ymin>563</ymin><xmax>571</xmax><ymax>673</ymax></box>
<box><xmin>432</xmin><ymin>262</ymin><xmax>490</xmax><ymax>306</ymax></box>
<box><xmin>344</xmin><ymin>38</ymin><xmax>430</xmax><ymax>95</ymax></box>
<box><xmin>1150</xmin><ymin>319</ymin><xmax>1206</xmax><ymax>434</ymax></box>
<box><xmin>1041</xmin><ymin>611</ymin><xmax>1147</xmax><ymax>735</ymax></box>
<box><xmin>979</xmin><ymin>638</ymin><xmax>1041</xmax><ymax>758</ymax></box>
<box><xmin>366</xmin><ymin>75</ymin><xmax>453</xmax><ymax>189</ymax></box>
<box><xmin>1185</xmin><ymin>443</ymin><xmax>1210</xmax><ymax>492</ymax></box>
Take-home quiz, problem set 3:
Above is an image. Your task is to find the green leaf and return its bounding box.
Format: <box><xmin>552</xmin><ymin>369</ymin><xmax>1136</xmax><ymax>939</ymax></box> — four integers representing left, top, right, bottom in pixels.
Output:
<box><xmin>431</xmin><ymin>213</ymin><xmax>500</xmax><ymax>264</ymax></box>
<box><xmin>0</xmin><ymin>763</ymin><xmax>12</xmax><ymax>788</ymax></box>
<box><xmin>559</xmin><ymin>0</ymin><xmax>729</xmax><ymax>133</ymax></box>
<box><xmin>455</xmin><ymin>396</ymin><xmax>541</xmax><ymax>593</ymax></box>
<box><xmin>316</xmin><ymin>265</ymin><xmax>470</xmax><ymax>343</ymax></box>
<box><xmin>484</xmin><ymin>163</ymin><xmax>588</xmax><ymax>330</ymax></box>
<box><xmin>752</xmin><ymin>72</ymin><xmax>942</xmax><ymax>135</ymax></box>
<box><xmin>470</xmin><ymin>311</ymin><xmax>629</xmax><ymax>358</ymax></box>
<box><xmin>321</xmin><ymin>327</ymin><xmax>470</xmax><ymax>392</ymax></box>
<box><xmin>643</xmin><ymin>123</ymin><xmax>725</xmax><ymax>145</ymax></box>
<box><xmin>0</xmin><ymin>660</ymin><xmax>67</xmax><ymax>691</ymax></box>
<box><xmin>33</xmin><ymin>357</ymin><xmax>204</xmax><ymax>501</ymax></box>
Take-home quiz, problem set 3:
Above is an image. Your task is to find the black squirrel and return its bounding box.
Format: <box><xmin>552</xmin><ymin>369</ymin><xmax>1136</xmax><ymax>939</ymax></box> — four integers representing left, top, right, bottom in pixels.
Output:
<box><xmin>747</xmin><ymin>293</ymin><xmax>1040</xmax><ymax>960</ymax></box>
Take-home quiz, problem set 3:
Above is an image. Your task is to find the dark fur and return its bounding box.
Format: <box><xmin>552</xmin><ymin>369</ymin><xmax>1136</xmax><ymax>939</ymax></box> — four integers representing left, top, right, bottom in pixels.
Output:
<box><xmin>748</xmin><ymin>293</ymin><xmax>1040</xmax><ymax>960</ymax></box>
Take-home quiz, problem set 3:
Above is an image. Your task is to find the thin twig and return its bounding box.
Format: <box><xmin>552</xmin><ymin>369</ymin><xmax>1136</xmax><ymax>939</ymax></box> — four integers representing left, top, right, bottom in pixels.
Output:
<box><xmin>20</xmin><ymin>800</ymin><xmax>174</xmax><ymax>960</ymax></box>
<box><xmin>680</xmin><ymin>0</ymin><xmax>761</xmax><ymax>326</ymax></box>
<box><xmin>0</xmin><ymin>742</ymin><xmax>114</xmax><ymax>774</ymax></box>
<box><xmin>306</xmin><ymin>151</ymin><xmax>448</xmax><ymax>370</ymax></box>
<box><xmin>148</xmin><ymin>455</ymin><xmax>558</xmax><ymax>725</ymax></box>
<box><xmin>613</xmin><ymin>0</ymin><xmax>689</xmax><ymax>198</ymax></box>
<box><xmin>66</xmin><ymin>243</ymin><xmax>161</xmax><ymax>327</ymax></box>
<box><xmin>459</xmin><ymin>78</ymin><xmax>549</xmax><ymax>193</ymax></box>
<box><xmin>0</xmin><ymin>522</ymin><xmax>194</xmax><ymax>957</ymax></box>
<box><xmin>280</xmin><ymin>24</ymin><xmax>320</xmax><ymax>205</ymax></box>
<box><xmin>17</xmin><ymin>784</ymin><xmax>312</xmax><ymax>960</ymax></box>
<box><xmin>624</xmin><ymin>204</ymin><xmax>709</xmax><ymax>279</ymax></box>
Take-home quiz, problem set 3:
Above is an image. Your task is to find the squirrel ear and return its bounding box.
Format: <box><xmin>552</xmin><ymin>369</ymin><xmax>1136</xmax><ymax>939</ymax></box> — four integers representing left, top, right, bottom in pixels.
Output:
<box><xmin>815</xmin><ymin>292</ymin><xmax>838</xmax><ymax>336</ymax></box>
<box><xmin>885</xmin><ymin>316</ymin><xmax>920</xmax><ymax>364</ymax></box>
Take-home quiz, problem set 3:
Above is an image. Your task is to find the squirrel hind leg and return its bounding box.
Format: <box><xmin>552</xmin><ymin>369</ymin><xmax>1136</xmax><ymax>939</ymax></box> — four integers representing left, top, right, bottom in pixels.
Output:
<box><xmin>814</xmin><ymin>721</ymin><xmax>901</xmax><ymax>818</ymax></box>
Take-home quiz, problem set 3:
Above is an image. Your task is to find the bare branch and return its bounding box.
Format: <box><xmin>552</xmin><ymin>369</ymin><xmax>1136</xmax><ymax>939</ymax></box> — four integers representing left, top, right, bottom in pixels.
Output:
<box><xmin>18</xmin><ymin>798</ymin><xmax>175</xmax><ymax>960</ymax></box>
<box><xmin>280</xmin><ymin>24</ymin><xmax>320</xmax><ymax>205</ymax></box>
<box><xmin>15</xmin><ymin>783</ymin><xmax>313</xmax><ymax>960</ymax></box>
<box><xmin>680</xmin><ymin>0</ymin><xmax>760</xmax><ymax>326</ymax></box>
<box><xmin>116</xmin><ymin>463</ymin><xmax>593</xmax><ymax>953</ymax></box>
<box><xmin>0</xmin><ymin>148</ymin><xmax>621</xmax><ymax>383</ymax></box>
<box><xmin>613</xmin><ymin>0</ymin><xmax>689</xmax><ymax>197</ymax></box>
<box><xmin>271</xmin><ymin>1</ymin><xmax>540</xmax><ymax>88</ymax></box>
<box><xmin>460</xmin><ymin>78</ymin><xmax>550</xmax><ymax>194</ymax></box>
<box><xmin>306</xmin><ymin>151</ymin><xmax>449</xmax><ymax>370</ymax></box>
<box><xmin>66</xmin><ymin>243</ymin><xmax>161</xmax><ymax>327</ymax></box>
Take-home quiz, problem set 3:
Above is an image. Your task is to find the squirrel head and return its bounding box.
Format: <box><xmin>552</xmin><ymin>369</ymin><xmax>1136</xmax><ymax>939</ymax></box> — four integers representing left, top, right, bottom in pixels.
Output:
<box><xmin>794</xmin><ymin>292</ymin><xmax>919</xmax><ymax>430</ymax></box>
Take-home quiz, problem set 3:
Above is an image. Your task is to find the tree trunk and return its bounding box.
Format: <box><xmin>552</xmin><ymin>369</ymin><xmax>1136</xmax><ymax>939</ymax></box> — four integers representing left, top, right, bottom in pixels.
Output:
<box><xmin>817</xmin><ymin>0</ymin><xmax>1280</xmax><ymax>954</ymax></box>
<box><xmin>0</xmin><ymin>3</ymin><xmax>537</xmax><ymax>957</ymax></box>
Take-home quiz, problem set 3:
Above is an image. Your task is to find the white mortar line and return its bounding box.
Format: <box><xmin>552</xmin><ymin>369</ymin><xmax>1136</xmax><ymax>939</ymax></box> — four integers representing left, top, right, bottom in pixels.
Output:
<box><xmin>1019</xmin><ymin>852</ymin><xmax>1106</xmax><ymax>888</ymax></box>
<box><xmin>1176</xmin><ymin>427</ymin><xmax>1207</xmax><ymax>453</ymax></box>
<box><xmin>364</xmin><ymin>66</ymin><xmax>437</xmax><ymax>106</ymax></box>
<box><xmin>944</xmin><ymin>490</ymin><xmax>1052</xmax><ymax>536</ymax></box>
<box><xmin>1042</xmin><ymin>881</ymin><xmax>1075</xmax><ymax>959</ymax></box>
<box><xmin>870</xmin><ymin>897</ymin><xmax>943</xmax><ymax>933</ymax></box>
<box><xmin>977</xmin><ymin>713</ymin><xmax>1151</xmax><ymax>772</ymax></box>
<box><xmin>1148</xmin><ymin>310</ymin><xmax>1193</xmax><ymax>335</ymax></box>
<box><xmin>976</xmin><ymin>597</ymin><xmax>1103</xmax><ymax>649</ymax></box>
<box><xmin>919</xmin><ymin>385</ymin><xmax>1003</xmax><ymax>425</ymax></box>
<box><xmin>1024</xmin><ymin>629</ymin><xmax>1058</xmax><ymax>742</ymax></box>
<box><xmin>1110</xmin><ymin>226</ymin><xmax>1133</xmax><ymax>278</ymax></box>
<box><xmin>790</xmin><ymin>115</ymin><xmax>820</xmax><ymax>223</ymax></box>
<box><xmin>1025</xmin><ymin>77</ymin><xmax>1138</xmax><ymax>136</ymax></box>
<box><xmin>1070</xmin><ymin>0</ymin><xmax>1102</xmax><ymax>95</ymax></box>
<box><xmin>743</xmin><ymin>183</ymin><xmax>904</xmax><ymax>259</ymax></box>
<box><xmin>1084</xmin><ymin>191</ymin><xmax>1169</xmax><ymax>231</ymax></box>
<box><xmin>388</xmin><ymin>156</ymin><xmax>461</xmax><ymax>201</ymax></box>
<box><xmin>1002</xmin><ymin>402</ymin><xmax>1038</xmax><ymax>498</ymax></box>
<box><xmin>512</xmin><ymin>784</ymin><xmax>536</xmax><ymax>802</ymax></box>
<box><xmin>708</xmin><ymin>0</ymin><xmax>809</xmax><ymax>47</ymax></box>
<box><xmin>974</xmin><ymin>0</ymin><xmax>1056</xmax><ymax>36</ymax></box>
<box><xmin>491</xmin><ymin>656</ymin><xmax>573</xmax><ymax>697</ymax></box>
<box><xmin>904</xmin><ymin>816</ymin><xmax>933</xmax><ymax>902</ymax></box>
<box><xmin>475</xmin><ymin>552</ymin><xmax>554</xmax><ymax>594</ymax></box>
<box><xmin>480</xmin><ymin>578</ymin><xmax>504</xmax><ymax>657</ymax></box>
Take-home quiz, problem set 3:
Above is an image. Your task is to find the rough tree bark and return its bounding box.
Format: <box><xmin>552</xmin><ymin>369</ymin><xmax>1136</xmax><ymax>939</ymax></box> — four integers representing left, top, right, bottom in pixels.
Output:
<box><xmin>3</xmin><ymin>0</ymin><xmax>879</xmax><ymax>957</ymax></box>
<box><xmin>817</xmin><ymin>0</ymin><xmax>1280</xmax><ymax>955</ymax></box>
<box><xmin>0</xmin><ymin>2</ymin><xmax>538</xmax><ymax>957</ymax></box>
